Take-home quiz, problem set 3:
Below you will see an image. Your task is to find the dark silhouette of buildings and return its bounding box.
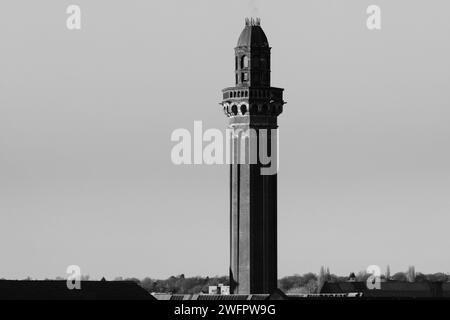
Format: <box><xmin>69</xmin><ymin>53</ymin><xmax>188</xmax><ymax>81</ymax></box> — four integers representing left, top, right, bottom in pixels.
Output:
<box><xmin>320</xmin><ymin>281</ymin><xmax>450</xmax><ymax>298</ymax></box>
<box><xmin>153</xmin><ymin>289</ymin><xmax>287</xmax><ymax>300</ymax></box>
<box><xmin>221</xmin><ymin>18</ymin><xmax>285</xmax><ymax>294</ymax></box>
<box><xmin>0</xmin><ymin>280</ymin><xmax>154</xmax><ymax>300</ymax></box>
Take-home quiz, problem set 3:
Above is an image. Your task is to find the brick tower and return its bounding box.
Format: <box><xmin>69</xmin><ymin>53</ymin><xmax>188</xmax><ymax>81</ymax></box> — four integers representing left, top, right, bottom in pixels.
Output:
<box><xmin>221</xmin><ymin>18</ymin><xmax>285</xmax><ymax>294</ymax></box>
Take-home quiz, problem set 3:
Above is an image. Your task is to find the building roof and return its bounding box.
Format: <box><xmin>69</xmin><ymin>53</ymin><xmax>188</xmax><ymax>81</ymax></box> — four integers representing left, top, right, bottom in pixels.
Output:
<box><xmin>237</xmin><ymin>18</ymin><xmax>269</xmax><ymax>48</ymax></box>
<box><xmin>321</xmin><ymin>281</ymin><xmax>450</xmax><ymax>298</ymax></box>
<box><xmin>0</xmin><ymin>280</ymin><xmax>155</xmax><ymax>300</ymax></box>
<box><xmin>152</xmin><ymin>292</ymin><xmax>360</xmax><ymax>300</ymax></box>
<box><xmin>154</xmin><ymin>293</ymin><xmax>269</xmax><ymax>300</ymax></box>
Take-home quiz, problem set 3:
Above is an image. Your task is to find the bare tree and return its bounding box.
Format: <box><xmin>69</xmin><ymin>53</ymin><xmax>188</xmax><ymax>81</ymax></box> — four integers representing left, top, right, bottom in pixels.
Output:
<box><xmin>318</xmin><ymin>266</ymin><xmax>328</xmax><ymax>290</ymax></box>
<box><xmin>406</xmin><ymin>266</ymin><xmax>416</xmax><ymax>283</ymax></box>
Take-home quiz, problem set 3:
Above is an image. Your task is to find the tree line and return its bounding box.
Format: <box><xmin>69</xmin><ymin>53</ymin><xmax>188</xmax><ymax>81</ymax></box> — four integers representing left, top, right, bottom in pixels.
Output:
<box><xmin>6</xmin><ymin>266</ymin><xmax>448</xmax><ymax>294</ymax></box>
<box><xmin>115</xmin><ymin>266</ymin><xmax>449</xmax><ymax>294</ymax></box>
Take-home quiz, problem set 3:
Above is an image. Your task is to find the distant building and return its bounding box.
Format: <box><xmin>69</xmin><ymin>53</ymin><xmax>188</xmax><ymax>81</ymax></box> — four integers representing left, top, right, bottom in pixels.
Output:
<box><xmin>152</xmin><ymin>289</ymin><xmax>361</xmax><ymax>300</ymax></box>
<box><xmin>0</xmin><ymin>280</ymin><xmax>154</xmax><ymax>300</ymax></box>
<box><xmin>153</xmin><ymin>289</ymin><xmax>288</xmax><ymax>300</ymax></box>
<box><xmin>348</xmin><ymin>272</ymin><xmax>357</xmax><ymax>282</ymax></box>
<box><xmin>208</xmin><ymin>283</ymin><xmax>230</xmax><ymax>295</ymax></box>
<box><xmin>321</xmin><ymin>281</ymin><xmax>450</xmax><ymax>298</ymax></box>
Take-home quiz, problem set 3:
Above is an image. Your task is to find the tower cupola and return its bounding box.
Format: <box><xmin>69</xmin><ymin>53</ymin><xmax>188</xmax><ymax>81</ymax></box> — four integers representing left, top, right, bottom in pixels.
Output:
<box><xmin>234</xmin><ymin>18</ymin><xmax>271</xmax><ymax>87</ymax></box>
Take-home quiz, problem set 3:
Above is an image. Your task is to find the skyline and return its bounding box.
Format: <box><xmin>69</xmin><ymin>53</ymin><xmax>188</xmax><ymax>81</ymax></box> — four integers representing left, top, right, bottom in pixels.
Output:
<box><xmin>1</xmin><ymin>0</ymin><xmax>450</xmax><ymax>280</ymax></box>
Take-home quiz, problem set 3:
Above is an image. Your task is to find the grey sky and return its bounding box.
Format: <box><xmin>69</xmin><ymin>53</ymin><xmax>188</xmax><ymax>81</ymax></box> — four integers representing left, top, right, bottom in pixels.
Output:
<box><xmin>0</xmin><ymin>0</ymin><xmax>449</xmax><ymax>280</ymax></box>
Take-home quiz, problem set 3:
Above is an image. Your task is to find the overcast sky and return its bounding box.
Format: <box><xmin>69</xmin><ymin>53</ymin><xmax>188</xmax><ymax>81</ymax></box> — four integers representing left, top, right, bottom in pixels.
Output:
<box><xmin>0</xmin><ymin>0</ymin><xmax>449</xmax><ymax>280</ymax></box>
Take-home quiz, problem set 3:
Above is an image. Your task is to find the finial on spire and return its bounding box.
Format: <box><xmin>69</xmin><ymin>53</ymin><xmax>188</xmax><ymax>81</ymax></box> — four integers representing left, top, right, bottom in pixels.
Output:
<box><xmin>245</xmin><ymin>17</ymin><xmax>261</xmax><ymax>27</ymax></box>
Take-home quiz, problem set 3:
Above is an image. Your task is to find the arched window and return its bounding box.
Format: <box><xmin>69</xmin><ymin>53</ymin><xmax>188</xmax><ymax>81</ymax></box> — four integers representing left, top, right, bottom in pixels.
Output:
<box><xmin>241</xmin><ymin>55</ymin><xmax>249</xmax><ymax>69</ymax></box>
<box><xmin>235</xmin><ymin>56</ymin><xmax>238</xmax><ymax>70</ymax></box>
<box><xmin>231</xmin><ymin>105</ymin><xmax>238</xmax><ymax>115</ymax></box>
<box><xmin>240</xmin><ymin>105</ymin><xmax>247</xmax><ymax>115</ymax></box>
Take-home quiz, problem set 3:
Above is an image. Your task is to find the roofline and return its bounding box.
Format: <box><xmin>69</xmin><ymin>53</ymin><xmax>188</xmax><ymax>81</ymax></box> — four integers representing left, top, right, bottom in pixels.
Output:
<box><xmin>222</xmin><ymin>86</ymin><xmax>284</xmax><ymax>92</ymax></box>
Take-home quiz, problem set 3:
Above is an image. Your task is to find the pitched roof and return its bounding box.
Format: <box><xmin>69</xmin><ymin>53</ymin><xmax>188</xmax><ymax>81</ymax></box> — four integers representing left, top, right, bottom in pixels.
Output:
<box><xmin>154</xmin><ymin>294</ymin><xmax>268</xmax><ymax>300</ymax></box>
<box><xmin>0</xmin><ymin>280</ymin><xmax>154</xmax><ymax>300</ymax></box>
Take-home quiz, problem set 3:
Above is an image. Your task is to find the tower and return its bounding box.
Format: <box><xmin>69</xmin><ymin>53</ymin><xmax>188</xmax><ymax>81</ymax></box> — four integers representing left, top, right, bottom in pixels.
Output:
<box><xmin>221</xmin><ymin>18</ymin><xmax>285</xmax><ymax>294</ymax></box>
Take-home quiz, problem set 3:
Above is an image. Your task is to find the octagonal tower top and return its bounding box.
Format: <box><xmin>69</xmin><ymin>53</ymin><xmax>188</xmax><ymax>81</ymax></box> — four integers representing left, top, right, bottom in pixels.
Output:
<box><xmin>237</xmin><ymin>18</ymin><xmax>269</xmax><ymax>48</ymax></box>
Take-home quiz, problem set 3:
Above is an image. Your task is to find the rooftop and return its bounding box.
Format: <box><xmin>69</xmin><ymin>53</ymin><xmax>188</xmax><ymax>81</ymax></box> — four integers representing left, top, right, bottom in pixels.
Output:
<box><xmin>0</xmin><ymin>280</ymin><xmax>155</xmax><ymax>300</ymax></box>
<box><xmin>237</xmin><ymin>18</ymin><xmax>269</xmax><ymax>48</ymax></box>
